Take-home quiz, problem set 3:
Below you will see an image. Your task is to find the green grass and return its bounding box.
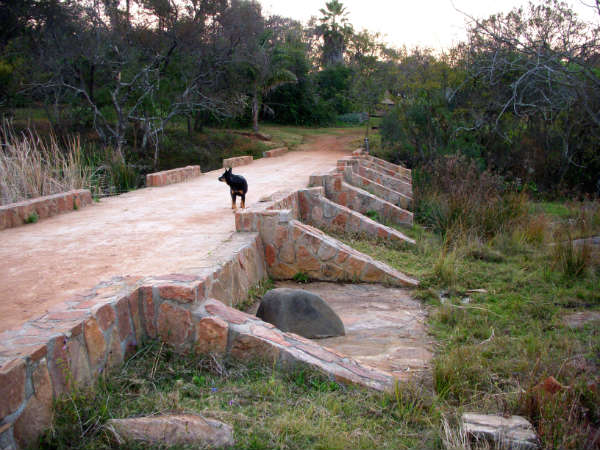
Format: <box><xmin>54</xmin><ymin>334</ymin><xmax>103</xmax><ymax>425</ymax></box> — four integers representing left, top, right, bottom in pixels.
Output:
<box><xmin>335</xmin><ymin>203</ymin><xmax>600</xmax><ymax>449</ymax></box>
<box><xmin>40</xmin><ymin>345</ymin><xmax>437</xmax><ymax>450</ymax></box>
<box><xmin>534</xmin><ymin>201</ymin><xmax>572</xmax><ymax>218</ymax></box>
<box><xmin>25</xmin><ymin>211</ymin><xmax>39</xmax><ymax>223</ymax></box>
<box><xmin>237</xmin><ymin>125</ymin><xmax>361</xmax><ymax>150</ymax></box>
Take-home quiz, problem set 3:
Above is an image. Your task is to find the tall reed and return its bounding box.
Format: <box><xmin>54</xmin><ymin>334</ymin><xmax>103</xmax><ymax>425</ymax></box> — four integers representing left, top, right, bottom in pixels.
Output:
<box><xmin>0</xmin><ymin>121</ymin><xmax>91</xmax><ymax>205</ymax></box>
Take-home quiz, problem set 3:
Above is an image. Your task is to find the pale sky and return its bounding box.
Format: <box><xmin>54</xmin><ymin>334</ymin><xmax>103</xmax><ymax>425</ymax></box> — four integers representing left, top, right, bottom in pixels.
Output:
<box><xmin>263</xmin><ymin>0</ymin><xmax>599</xmax><ymax>50</ymax></box>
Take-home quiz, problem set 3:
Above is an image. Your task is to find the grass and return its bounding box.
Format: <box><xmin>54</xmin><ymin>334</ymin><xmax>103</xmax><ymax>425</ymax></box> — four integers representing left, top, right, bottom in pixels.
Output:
<box><xmin>336</xmin><ymin>200</ymin><xmax>600</xmax><ymax>449</ymax></box>
<box><xmin>40</xmin><ymin>344</ymin><xmax>437</xmax><ymax>450</ymax></box>
<box><xmin>0</xmin><ymin>121</ymin><xmax>92</xmax><ymax>205</ymax></box>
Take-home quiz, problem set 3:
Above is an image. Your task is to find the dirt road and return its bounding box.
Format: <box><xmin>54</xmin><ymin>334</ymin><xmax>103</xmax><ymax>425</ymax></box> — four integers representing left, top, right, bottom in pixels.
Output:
<box><xmin>0</xmin><ymin>131</ymin><xmax>359</xmax><ymax>332</ymax></box>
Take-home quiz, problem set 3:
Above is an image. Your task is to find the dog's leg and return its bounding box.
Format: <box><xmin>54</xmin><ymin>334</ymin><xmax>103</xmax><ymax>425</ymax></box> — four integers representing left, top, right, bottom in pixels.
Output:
<box><xmin>231</xmin><ymin>192</ymin><xmax>237</xmax><ymax>210</ymax></box>
<box><xmin>241</xmin><ymin>193</ymin><xmax>246</xmax><ymax>209</ymax></box>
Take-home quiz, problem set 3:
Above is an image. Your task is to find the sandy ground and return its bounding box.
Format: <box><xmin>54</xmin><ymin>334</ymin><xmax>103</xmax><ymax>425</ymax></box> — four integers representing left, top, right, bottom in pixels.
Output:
<box><xmin>0</xmin><ymin>131</ymin><xmax>359</xmax><ymax>333</ymax></box>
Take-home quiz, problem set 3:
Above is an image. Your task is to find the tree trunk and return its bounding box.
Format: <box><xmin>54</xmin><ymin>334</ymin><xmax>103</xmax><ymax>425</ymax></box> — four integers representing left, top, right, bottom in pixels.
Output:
<box><xmin>252</xmin><ymin>87</ymin><xmax>260</xmax><ymax>133</ymax></box>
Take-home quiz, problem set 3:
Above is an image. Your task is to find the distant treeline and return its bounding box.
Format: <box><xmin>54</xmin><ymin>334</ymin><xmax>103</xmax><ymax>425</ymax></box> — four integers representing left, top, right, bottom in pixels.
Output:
<box><xmin>1</xmin><ymin>0</ymin><xmax>599</xmax><ymax>194</ymax></box>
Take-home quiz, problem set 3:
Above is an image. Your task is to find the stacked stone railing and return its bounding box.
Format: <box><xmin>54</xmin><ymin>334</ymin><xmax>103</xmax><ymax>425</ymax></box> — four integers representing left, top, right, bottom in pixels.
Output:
<box><xmin>299</xmin><ymin>188</ymin><xmax>414</xmax><ymax>243</ymax></box>
<box><xmin>223</xmin><ymin>156</ymin><xmax>253</xmax><ymax>169</ymax></box>
<box><xmin>263</xmin><ymin>147</ymin><xmax>287</xmax><ymax>158</ymax></box>
<box><xmin>235</xmin><ymin>188</ymin><xmax>418</xmax><ymax>287</ymax></box>
<box><xmin>352</xmin><ymin>150</ymin><xmax>411</xmax><ymax>180</ymax></box>
<box><xmin>0</xmin><ymin>190</ymin><xmax>92</xmax><ymax>231</ymax></box>
<box><xmin>310</xmin><ymin>171</ymin><xmax>413</xmax><ymax>226</ymax></box>
<box><xmin>146</xmin><ymin>166</ymin><xmax>202</xmax><ymax>187</ymax></box>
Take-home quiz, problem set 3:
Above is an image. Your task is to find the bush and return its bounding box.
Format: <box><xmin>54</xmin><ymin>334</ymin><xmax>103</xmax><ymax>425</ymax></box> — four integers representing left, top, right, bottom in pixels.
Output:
<box><xmin>414</xmin><ymin>154</ymin><xmax>529</xmax><ymax>239</ymax></box>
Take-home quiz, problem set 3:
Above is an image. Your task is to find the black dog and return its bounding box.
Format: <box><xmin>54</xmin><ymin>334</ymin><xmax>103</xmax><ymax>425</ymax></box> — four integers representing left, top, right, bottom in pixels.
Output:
<box><xmin>218</xmin><ymin>167</ymin><xmax>248</xmax><ymax>210</ymax></box>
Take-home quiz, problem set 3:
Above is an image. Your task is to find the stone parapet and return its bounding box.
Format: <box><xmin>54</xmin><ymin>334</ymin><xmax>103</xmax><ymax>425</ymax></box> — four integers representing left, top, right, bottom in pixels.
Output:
<box><xmin>342</xmin><ymin>167</ymin><xmax>412</xmax><ymax>210</ymax></box>
<box><xmin>356</xmin><ymin>158</ymin><xmax>411</xmax><ymax>184</ymax></box>
<box><xmin>298</xmin><ymin>189</ymin><xmax>414</xmax><ymax>244</ymax></box>
<box><xmin>146</xmin><ymin>166</ymin><xmax>202</xmax><ymax>187</ymax></box>
<box><xmin>223</xmin><ymin>156</ymin><xmax>253</xmax><ymax>169</ymax></box>
<box><xmin>309</xmin><ymin>172</ymin><xmax>413</xmax><ymax>226</ymax></box>
<box><xmin>356</xmin><ymin>165</ymin><xmax>412</xmax><ymax>197</ymax></box>
<box><xmin>0</xmin><ymin>190</ymin><xmax>92</xmax><ymax>230</ymax></box>
<box><xmin>262</xmin><ymin>147</ymin><xmax>288</xmax><ymax>158</ymax></box>
<box><xmin>0</xmin><ymin>233</ymin><xmax>266</xmax><ymax>449</ymax></box>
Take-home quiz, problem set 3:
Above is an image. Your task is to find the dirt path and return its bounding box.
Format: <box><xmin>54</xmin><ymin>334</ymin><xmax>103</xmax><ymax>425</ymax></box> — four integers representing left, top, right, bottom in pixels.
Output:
<box><xmin>0</xmin><ymin>130</ymin><xmax>360</xmax><ymax>333</ymax></box>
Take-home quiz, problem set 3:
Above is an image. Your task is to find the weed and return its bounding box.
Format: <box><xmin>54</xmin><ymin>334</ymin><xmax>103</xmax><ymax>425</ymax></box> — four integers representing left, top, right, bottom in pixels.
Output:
<box><xmin>365</xmin><ymin>210</ymin><xmax>380</xmax><ymax>222</ymax></box>
<box><xmin>25</xmin><ymin>211</ymin><xmax>38</xmax><ymax>223</ymax></box>
<box><xmin>238</xmin><ymin>279</ymin><xmax>274</xmax><ymax>312</ymax></box>
<box><xmin>42</xmin><ymin>343</ymin><xmax>435</xmax><ymax>449</ymax></box>
<box><xmin>292</xmin><ymin>272</ymin><xmax>310</xmax><ymax>283</ymax></box>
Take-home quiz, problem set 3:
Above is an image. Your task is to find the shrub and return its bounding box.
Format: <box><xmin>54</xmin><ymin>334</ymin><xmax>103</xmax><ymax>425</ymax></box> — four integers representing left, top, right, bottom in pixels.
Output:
<box><xmin>0</xmin><ymin>121</ymin><xmax>91</xmax><ymax>205</ymax></box>
<box><xmin>414</xmin><ymin>154</ymin><xmax>529</xmax><ymax>239</ymax></box>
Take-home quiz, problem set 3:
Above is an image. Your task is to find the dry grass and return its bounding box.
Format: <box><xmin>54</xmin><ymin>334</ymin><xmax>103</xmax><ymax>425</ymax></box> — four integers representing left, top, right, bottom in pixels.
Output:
<box><xmin>0</xmin><ymin>121</ymin><xmax>91</xmax><ymax>205</ymax></box>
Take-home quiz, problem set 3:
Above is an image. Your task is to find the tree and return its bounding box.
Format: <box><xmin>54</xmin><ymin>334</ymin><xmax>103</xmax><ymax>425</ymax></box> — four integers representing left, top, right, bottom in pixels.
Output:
<box><xmin>316</xmin><ymin>0</ymin><xmax>353</xmax><ymax>66</ymax></box>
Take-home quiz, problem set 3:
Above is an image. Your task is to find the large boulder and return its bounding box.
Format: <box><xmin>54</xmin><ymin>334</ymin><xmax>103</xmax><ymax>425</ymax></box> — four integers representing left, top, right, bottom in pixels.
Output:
<box><xmin>105</xmin><ymin>414</ymin><xmax>234</xmax><ymax>448</ymax></box>
<box><xmin>256</xmin><ymin>288</ymin><xmax>345</xmax><ymax>339</ymax></box>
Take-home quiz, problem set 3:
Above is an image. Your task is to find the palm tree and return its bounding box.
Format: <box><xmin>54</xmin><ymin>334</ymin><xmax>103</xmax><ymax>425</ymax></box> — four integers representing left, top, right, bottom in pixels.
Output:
<box><xmin>318</xmin><ymin>0</ymin><xmax>352</xmax><ymax>66</ymax></box>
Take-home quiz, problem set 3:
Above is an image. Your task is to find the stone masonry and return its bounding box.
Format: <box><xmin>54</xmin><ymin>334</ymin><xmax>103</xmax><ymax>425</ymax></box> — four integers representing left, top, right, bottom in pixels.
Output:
<box><xmin>309</xmin><ymin>171</ymin><xmax>413</xmax><ymax>226</ymax></box>
<box><xmin>235</xmin><ymin>189</ymin><xmax>418</xmax><ymax>287</ymax></box>
<box><xmin>223</xmin><ymin>155</ymin><xmax>253</xmax><ymax>168</ymax></box>
<box><xmin>0</xmin><ymin>234</ymin><xmax>266</xmax><ymax>449</ymax></box>
<box><xmin>263</xmin><ymin>147</ymin><xmax>288</xmax><ymax>158</ymax></box>
<box><xmin>298</xmin><ymin>188</ymin><xmax>414</xmax><ymax>244</ymax></box>
<box><xmin>145</xmin><ymin>166</ymin><xmax>202</xmax><ymax>188</ymax></box>
<box><xmin>0</xmin><ymin>190</ymin><xmax>92</xmax><ymax>231</ymax></box>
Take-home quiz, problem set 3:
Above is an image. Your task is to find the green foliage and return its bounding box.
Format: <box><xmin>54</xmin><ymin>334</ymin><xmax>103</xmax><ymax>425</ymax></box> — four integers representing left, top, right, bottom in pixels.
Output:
<box><xmin>25</xmin><ymin>211</ymin><xmax>38</xmax><ymax>223</ymax></box>
<box><xmin>292</xmin><ymin>272</ymin><xmax>310</xmax><ymax>283</ymax></box>
<box><xmin>42</xmin><ymin>345</ymin><xmax>436</xmax><ymax>449</ymax></box>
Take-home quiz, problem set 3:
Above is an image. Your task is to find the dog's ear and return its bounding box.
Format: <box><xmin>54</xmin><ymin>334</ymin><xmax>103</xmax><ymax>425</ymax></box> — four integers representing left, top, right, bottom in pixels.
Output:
<box><xmin>228</xmin><ymin>168</ymin><xmax>232</xmax><ymax>173</ymax></box>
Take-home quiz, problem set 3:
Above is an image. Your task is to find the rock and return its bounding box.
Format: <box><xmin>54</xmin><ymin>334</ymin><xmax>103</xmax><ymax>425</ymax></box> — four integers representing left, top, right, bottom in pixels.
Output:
<box><xmin>462</xmin><ymin>413</ymin><xmax>539</xmax><ymax>449</ymax></box>
<box><xmin>563</xmin><ymin>311</ymin><xmax>600</xmax><ymax>329</ymax></box>
<box><xmin>256</xmin><ymin>288</ymin><xmax>345</xmax><ymax>339</ymax></box>
<box><xmin>105</xmin><ymin>414</ymin><xmax>234</xmax><ymax>448</ymax></box>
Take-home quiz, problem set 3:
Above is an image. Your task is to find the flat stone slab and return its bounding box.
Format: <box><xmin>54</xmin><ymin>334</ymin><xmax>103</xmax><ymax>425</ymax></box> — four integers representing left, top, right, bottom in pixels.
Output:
<box><xmin>106</xmin><ymin>414</ymin><xmax>234</xmax><ymax>447</ymax></box>
<box><xmin>462</xmin><ymin>413</ymin><xmax>539</xmax><ymax>449</ymax></box>
<box><xmin>563</xmin><ymin>311</ymin><xmax>600</xmax><ymax>329</ymax></box>
<box><xmin>251</xmin><ymin>281</ymin><xmax>433</xmax><ymax>381</ymax></box>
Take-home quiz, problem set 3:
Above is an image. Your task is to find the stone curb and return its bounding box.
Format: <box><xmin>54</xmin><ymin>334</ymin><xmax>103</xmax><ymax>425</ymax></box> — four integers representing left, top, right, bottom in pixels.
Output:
<box><xmin>309</xmin><ymin>172</ymin><xmax>413</xmax><ymax>226</ymax></box>
<box><xmin>223</xmin><ymin>156</ymin><xmax>253</xmax><ymax>169</ymax></box>
<box><xmin>146</xmin><ymin>166</ymin><xmax>202</xmax><ymax>188</ymax></box>
<box><xmin>298</xmin><ymin>189</ymin><xmax>415</xmax><ymax>244</ymax></box>
<box><xmin>262</xmin><ymin>147</ymin><xmax>288</xmax><ymax>158</ymax></box>
<box><xmin>0</xmin><ymin>190</ymin><xmax>92</xmax><ymax>231</ymax></box>
<box><xmin>342</xmin><ymin>166</ymin><xmax>412</xmax><ymax>210</ymax></box>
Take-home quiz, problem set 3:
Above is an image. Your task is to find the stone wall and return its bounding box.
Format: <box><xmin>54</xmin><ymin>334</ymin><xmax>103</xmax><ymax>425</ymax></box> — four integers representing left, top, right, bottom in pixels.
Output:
<box><xmin>223</xmin><ymin>156</ymin><xmax>253</xmax><ymax>169</ymax></box>
<box><xmin>298</xmin><ymin>189</ymin><xmax>414</xmax><ymax>244</ymax></box>
<box><xmin>146</xmin><ymin>166</ymin><xmax>202</xmax><ymax>187</ymax></box>
<box><xmin>309</xmin><ymin>172</ymin><xmax>413</xmax><ymax>226</ymax></box>
<box><xmin>0</xmin><ymin>234</ymin><xmax>266</xmax><ymax>449</ymax></box>
<box><xmin>342</xmin><ymin>166</ymin><xmax>412</xmax><ymax>210</ymax></box>
<box><xmin>356</xmin><ymin>165</ymin><xmax>412</xmax><ymax>197</ymax></box>
<box><xmin>235</xmin><ymin>202</ymin><xmax>417</xmax><ymax>287</ymax></box>
<box><xmin>352</xmin><ymin>151</ymin><xmax>411</xmax><ymax>179</ymax></box>
<box><xmin>0</xmin><ymin>190</ymin><xmax>92</xmax><ymax>231</ymax></box>
<box><xmin>262</xmin><ymin>147</ymin><xmax>287</xmax><ymax>158</ymax></box>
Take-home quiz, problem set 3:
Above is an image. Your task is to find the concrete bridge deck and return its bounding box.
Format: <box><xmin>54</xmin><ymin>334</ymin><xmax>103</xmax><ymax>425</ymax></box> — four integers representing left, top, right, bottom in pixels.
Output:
<box><xmin>0</xmin><ymin>132</ymin><xmax>357</xmax><ymax>333</ymax></box>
